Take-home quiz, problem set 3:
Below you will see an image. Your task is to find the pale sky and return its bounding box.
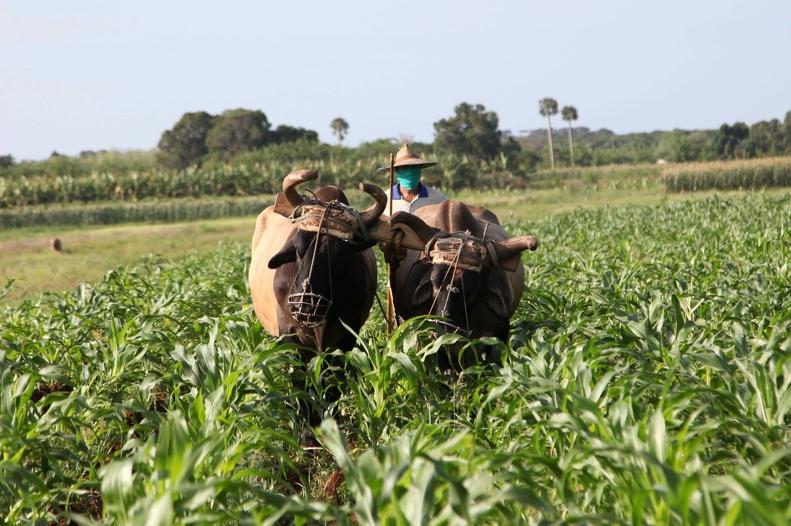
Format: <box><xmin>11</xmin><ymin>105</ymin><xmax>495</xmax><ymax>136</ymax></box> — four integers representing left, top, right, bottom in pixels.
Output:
<box><xmin>1</xmin><ymin>0</ymin><xmax>790</xmax><ymax>160</ymax></box>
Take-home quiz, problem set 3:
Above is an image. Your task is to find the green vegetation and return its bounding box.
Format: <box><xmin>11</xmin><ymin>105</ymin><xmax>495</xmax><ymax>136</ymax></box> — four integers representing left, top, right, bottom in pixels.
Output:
<box><xmin>7</xmin><ymin>185</ymin><xmax>781</xmax><ymax>304</ymax></box>
<box><xmin>0</xmin><ymin>196</ymin><xmax>272</xmax><ymax>229</ymax></box>
<box><xmin>0</xmin><ymin>148</ymin><xmax>532</xmax><ymax>208</ymax></box>
<box><xmin>157</xmin><ymin>109</ymin><xmax>318</xmax><ymax>169</ymax></box>
<box><xmin>330</xmin><ymin>117</ymin><xmax>350</xmax><ymax>145</ymax></box>
<box><xmin>433</xmin><ymin>102</ymin><xmax>517</xmax><ymax>159</ymax></box>
<box><xmin>5</xmin><ymin>146</ymin><xmax>791</xmax><ymax>209</ymax></box>
<box><xmin>520</xmin><ymin>110</ymin><xmax>791</xmax><ymax>166</ymax></box>
<box><xmin>4</xmin><ymin>106</ymin><xmax>790</xmax><ymax>187</ymax></box>
<box><xmin>1</xmin><ymin>194</ymin><xmax>789</xmax><ymax>523</ymax></box>
<box><xmin>663</xmin><ymin>157</ymin><xmax>791</xmax><ymax>192</ymax></box>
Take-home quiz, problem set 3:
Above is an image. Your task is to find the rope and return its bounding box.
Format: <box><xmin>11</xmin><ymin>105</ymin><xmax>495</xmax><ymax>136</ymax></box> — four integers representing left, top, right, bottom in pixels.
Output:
<box><xmin>429</xmin><ymin>234</ymin><xmax>467</xmax><ymax>321</ymax></box>
<box><xmin>374</xmin><ymin>293</ymin><xmax>394</xmax><ymax>333</ymax></box>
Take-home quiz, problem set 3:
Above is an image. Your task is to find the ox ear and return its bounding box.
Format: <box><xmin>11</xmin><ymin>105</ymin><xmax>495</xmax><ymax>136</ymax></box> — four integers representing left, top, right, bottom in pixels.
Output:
<box><xmin>273</xmin><ymin>193</ymin><xmax>294</xmax><ymax>217</ymax></box>
<box><xmin>411</xmin><ymin>276</ymin><xmax>434</xmax><ymax>308</ymax></box>
<box><xmin>268</xmin><ymin>243</ymin><xmax>297</xmax><ymax>269</ymax></box>
<box><xmin>483</xmin><ymin>284</ymin><xmax>510</xmax><ymax>319</ymax></box>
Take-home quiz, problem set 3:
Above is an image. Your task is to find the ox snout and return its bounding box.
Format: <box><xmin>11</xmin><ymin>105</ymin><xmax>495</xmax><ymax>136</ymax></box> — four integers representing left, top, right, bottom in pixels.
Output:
<box><xmin>287</xmin><ymin>280</ymin><xmax>333</xmax><ymax>328</ymax></box>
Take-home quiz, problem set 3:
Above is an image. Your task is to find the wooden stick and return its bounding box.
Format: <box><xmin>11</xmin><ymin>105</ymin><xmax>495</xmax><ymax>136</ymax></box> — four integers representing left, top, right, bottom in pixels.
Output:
<box><xmin>386</xmin><ymin>152</ymin><xmax>396</xmax><ymax>334</ymax></box>
<box><xmin>388</xmin><ymin>152</ymin><xmax>395</xmax><ymax>217</ymax></box>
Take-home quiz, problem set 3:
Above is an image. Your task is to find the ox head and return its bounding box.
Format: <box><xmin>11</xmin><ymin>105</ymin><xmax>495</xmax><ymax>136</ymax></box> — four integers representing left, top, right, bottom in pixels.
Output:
<box><xmin>268</xmin><ymin>170</ymin><xmax>387</xmax><ymax>328</ymax></box>
<box><xmin>390</xmin><ymin>212</ymin><xmax>538</xmax><ymax>334</ymax></box>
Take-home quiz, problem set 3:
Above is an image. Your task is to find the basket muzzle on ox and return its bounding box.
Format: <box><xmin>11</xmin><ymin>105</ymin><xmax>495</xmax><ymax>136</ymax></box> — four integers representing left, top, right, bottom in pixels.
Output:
<box><xmin>288</xmin><ymin>280</ymin><xmax>333</xmax><ymax>328</ymax></box>
<box><xmin>286</xmin><ymin>200</ymin><xmax>364</xmax><ymax>327</ymax></box>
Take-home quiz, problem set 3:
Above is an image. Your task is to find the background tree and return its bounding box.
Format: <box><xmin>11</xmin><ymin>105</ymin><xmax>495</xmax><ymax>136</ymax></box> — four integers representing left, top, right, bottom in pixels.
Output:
<box><xmin>330</xmin><ymin>118</ymin><xmax>349</xmax><ymax>144</ymax></box>
<box><xmin>748</xmin><ymin>119</ymin><xmax>784</xmax><ymax>156</ymax></box>
<box><xmin>0</xmin><ymin>155</ymin><xmax>14</xmax><ymax>168</ymax></box>
<box><xmin>561</xmin><ymin>105</ymin><xmax>578</xmax><ymax>167</ymax></box>
<box><xmin>206</xmin><ymin>109</ymin><xmax>271</xmax><ymax>159</ymax></box>
<box><xmin>539</xmin><ymin>98</ymin><xmax>559</xmax><ymax>169</ymax></box>
<box><xmin>714</xmin><ymin>122</ymin><xmax>751</xmax><ymax>159</ymax></box>
<box><xmin>784</xmin><ymin>110</ymin><xmax>791</xmax><ymax>152</ymax></box>
<box><xmin>270</xmin><ymin>125</ymin><xmax>319</xmax><ymax>144</ymax></box>
<box><xmin>433</xmin><ymin>102</ymin><xmax>505</xmax><ymax>159</ymax></box>
<box><xmin>157</xmin><ymin>111</ymin><xmax>216</xmax><ymax>169</ymax></box>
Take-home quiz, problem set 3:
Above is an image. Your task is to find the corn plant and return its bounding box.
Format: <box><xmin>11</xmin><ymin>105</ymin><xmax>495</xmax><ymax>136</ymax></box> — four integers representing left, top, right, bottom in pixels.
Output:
<box><xmin>1</xmin><ymin>193</ymin><xmax>789</xmax><ymax>524</ymax></box>
<box><xmin>664</xmin><ymin>157</ymin><xmax>791</xmax><ymax>192</ymax></box>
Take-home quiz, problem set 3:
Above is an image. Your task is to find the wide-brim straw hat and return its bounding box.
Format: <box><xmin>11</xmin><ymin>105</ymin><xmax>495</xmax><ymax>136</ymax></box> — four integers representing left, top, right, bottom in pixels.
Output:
<box><xmin>377</xmin><ymin>144</ymin><xmax>437</xmax><ymax>173</ymax></box>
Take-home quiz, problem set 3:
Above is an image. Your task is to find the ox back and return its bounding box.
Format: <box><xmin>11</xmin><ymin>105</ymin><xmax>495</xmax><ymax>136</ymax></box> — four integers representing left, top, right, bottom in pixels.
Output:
<box><xmin>389</xmin><ymin>200</ymin><xmax>525</xmax><ymax>346</ymax></box>
<box><xmin>249</xmin><ymin>186</ymin><xmax>377</xmax><ymax>351</ymax></box>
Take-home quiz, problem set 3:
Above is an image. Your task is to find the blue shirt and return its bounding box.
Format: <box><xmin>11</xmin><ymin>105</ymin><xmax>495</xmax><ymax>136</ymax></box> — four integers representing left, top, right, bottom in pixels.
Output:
<box><xmin>386</xmin><ymin>183</ymin><xmax>448</xmax><ymax>214</ymax></box>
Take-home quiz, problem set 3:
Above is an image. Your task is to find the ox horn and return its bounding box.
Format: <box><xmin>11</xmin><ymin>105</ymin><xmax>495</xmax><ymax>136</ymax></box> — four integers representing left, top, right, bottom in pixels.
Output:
<box><xmin>358</xmin><ymin>182</ymin><xmax>388</xmax><ymax>226</ymax></box>
<box><xmin>490</xmin><ymin>235</ymin><xmax>539</xmax><ymax>272</ymax></box>
<box><xmin>274</xmin><ymin>169</ymin><xmax>318</xmax><ymax>217</ymax></box>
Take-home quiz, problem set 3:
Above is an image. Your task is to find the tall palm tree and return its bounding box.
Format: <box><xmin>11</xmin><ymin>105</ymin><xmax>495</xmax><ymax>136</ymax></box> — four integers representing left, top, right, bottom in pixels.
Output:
<box><xmin>561</xmin><ymin>105</ymin><xmax>579</xmax><ymax>167</ymax></box>
<box><xmin>330</xmin><ymin>117</ymin><xmax>349</xmax><ymax>145</ymax></box>
<box><xmin>538</xmin><ymin>98</ymin><xmax>558</xmax><ymax>169</ymax></box>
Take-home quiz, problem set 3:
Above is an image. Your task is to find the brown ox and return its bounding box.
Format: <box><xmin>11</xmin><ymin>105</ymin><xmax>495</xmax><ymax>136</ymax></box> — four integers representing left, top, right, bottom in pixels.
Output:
<box><xmin>249</xmin><ymin>170</ymin><xmax>387</xmax><ymax>351</ymax></box>
<box><xmin>386</xmin><ymin>200</ymin><xmax>538</xmax><ymax>366</ymax></box>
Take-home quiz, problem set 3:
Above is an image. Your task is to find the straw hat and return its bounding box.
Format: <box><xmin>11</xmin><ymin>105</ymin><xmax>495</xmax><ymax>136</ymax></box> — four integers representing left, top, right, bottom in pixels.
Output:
<box><xmin>377</xmin><ymin>144</ymin><xmax>437</xmax><ymax>173</ymax></box>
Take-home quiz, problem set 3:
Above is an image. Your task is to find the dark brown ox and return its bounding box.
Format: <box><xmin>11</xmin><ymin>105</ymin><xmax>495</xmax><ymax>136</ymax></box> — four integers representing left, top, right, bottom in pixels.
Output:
<box><xmin>249</xmin><ymin>170</ymin><xmax>387</xmax><ymax>351</ymax></box>
<box><xmin>386</xmin><ymin>200</ymin><xmax>538</xmax><ymax>366</ymax></box>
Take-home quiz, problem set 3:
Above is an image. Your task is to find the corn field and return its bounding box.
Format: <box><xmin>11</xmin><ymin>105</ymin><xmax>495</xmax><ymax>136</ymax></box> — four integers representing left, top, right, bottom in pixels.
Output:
<box><xmin>0</xmin><ymin>196</ymin><xmax>272</xmax><ymax>229</ymax></box>
<box><xmin>0</xmin><ymin>153</ymin><xmax>522</xmax><ymax>208</ymax></box>
<box><xmin>1</xmin><ymin>194</ymin><xmax>790</xmax><ymax>524</ymax></box>
<box><xmin>663</xmin><ymin>157</ymin><xmax>791</xmax><ymax>193</ymax></box>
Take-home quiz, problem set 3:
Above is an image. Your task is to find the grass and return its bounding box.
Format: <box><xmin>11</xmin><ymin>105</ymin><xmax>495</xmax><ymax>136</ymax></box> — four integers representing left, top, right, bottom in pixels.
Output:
<box><xmin>1</xmin><ymin>193</ymin><xmax>789</xmax><ymax>523</ymax></box>
<box><xmin>0</xmin><ymin>218</ymin><xmax>254</xmax><ymax>303</ymax></box>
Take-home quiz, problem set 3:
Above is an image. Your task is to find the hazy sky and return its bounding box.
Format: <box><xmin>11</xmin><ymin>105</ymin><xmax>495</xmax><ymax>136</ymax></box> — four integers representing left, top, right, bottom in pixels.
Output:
<box><xmin>2</xmin><ymin>0</ymin><xmax>790</xmax><ymax>160</ymax></box>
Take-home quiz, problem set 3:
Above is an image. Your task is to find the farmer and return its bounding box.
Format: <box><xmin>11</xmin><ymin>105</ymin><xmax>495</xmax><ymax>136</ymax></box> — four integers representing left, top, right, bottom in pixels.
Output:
<box><xmin>383</xmin><ymin>144</ymin><xmax>447</xmax><ymax>215</ymax></box>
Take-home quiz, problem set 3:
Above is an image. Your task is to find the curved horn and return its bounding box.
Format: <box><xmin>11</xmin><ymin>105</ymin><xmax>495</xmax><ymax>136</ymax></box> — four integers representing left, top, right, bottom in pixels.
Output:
<box><xmin>490</xmin><ymin>235</ymin><xmax>539</xmax><ymax>271</ymax></box>
<box><xmin>283</xmin><ymin>169</ymin><xmax>318</xmax><ymax>207</ymax></box>
<box><xmin>273</xmin><ymin>169</ymin><xmax>318</xmax><ymax>217</ymax></box>
<box><xmin>358</xmin><ymin>182</ymin><xmax>388</xmax><ymax>226</ymax></box>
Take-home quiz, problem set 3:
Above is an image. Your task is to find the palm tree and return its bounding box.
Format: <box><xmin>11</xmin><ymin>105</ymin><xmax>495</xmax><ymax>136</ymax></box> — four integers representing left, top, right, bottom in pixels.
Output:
<box><xmin>330</xmin><ymin>117</ymin><xmax>349</xmax><ymax>145</ymax></box>
<box><xmin>561</xmin><ymin>105</ymin><xmax>579</xmax><ymax>167</ymax></box>
<box><xmin>538</xmin><ymin>98</ymin><xmax>558</xmax><ymax>169</ymax></box>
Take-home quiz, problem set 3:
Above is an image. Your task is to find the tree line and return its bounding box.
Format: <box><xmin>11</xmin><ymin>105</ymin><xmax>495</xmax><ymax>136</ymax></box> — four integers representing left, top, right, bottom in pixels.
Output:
<box><xmin>2</xmin><ymin>104</ymin><xmax>791</xmax><ymax>177</ymax></box>
<box><xmin>156</xmin><ymin>109</ymin><xmax>319</xmax><ymax>169</ymax></box>
<box><xmin>527</xmin><ymin>101</ymin><xmax>791</xmax><ymax>167</ymax></box>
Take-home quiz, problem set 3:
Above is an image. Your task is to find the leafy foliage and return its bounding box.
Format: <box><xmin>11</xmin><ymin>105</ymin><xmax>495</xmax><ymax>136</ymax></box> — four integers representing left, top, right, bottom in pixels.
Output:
<box><xmin>270</xmin><ymin>124</ymin><xmax>319</xmax><ymax>145</ymax></box>
<box><xmin>539</xmin><ymin>97</ymin><xmax>558</xmax><ymax>118</ymax></box>
<box><xmin>1</xmin><ymin>194</ymin><xmax>789</xmax><ymax>523</ymax></box>
<box><xmin>205</xmin><ymin>109</ymin><xmax>271</xmax><ymax>160</ymax></box>
<box><xmin>330</xmin><ymin>118</ymin><xmax>349</xmax><ymax>145</ymax></box>
<box><xmin>561</xmin><ymin>105</ymin><xmax>578</xmax><ymax>122</ymax></box>
<box><xmin>714</xmin><ymin>122</ymin><xmax>751</xmax><ymax>159</ymax></box>
<box><xmin>433</xmin><ymin>102</ymin><xmax>511</xmax><ymax>159</ymax></box>
<box><xmin>157</xmin><ymin>112</ymin><xmax>217</xmax><ymax>169</ymax></box>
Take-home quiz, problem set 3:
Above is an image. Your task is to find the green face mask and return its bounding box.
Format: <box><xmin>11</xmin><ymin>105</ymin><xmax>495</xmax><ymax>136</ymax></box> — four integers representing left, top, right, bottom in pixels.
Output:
<box><xmin>396</xmin><ymin>166</ymin><xmax>422</xmax><ymax>191</ymax></box>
